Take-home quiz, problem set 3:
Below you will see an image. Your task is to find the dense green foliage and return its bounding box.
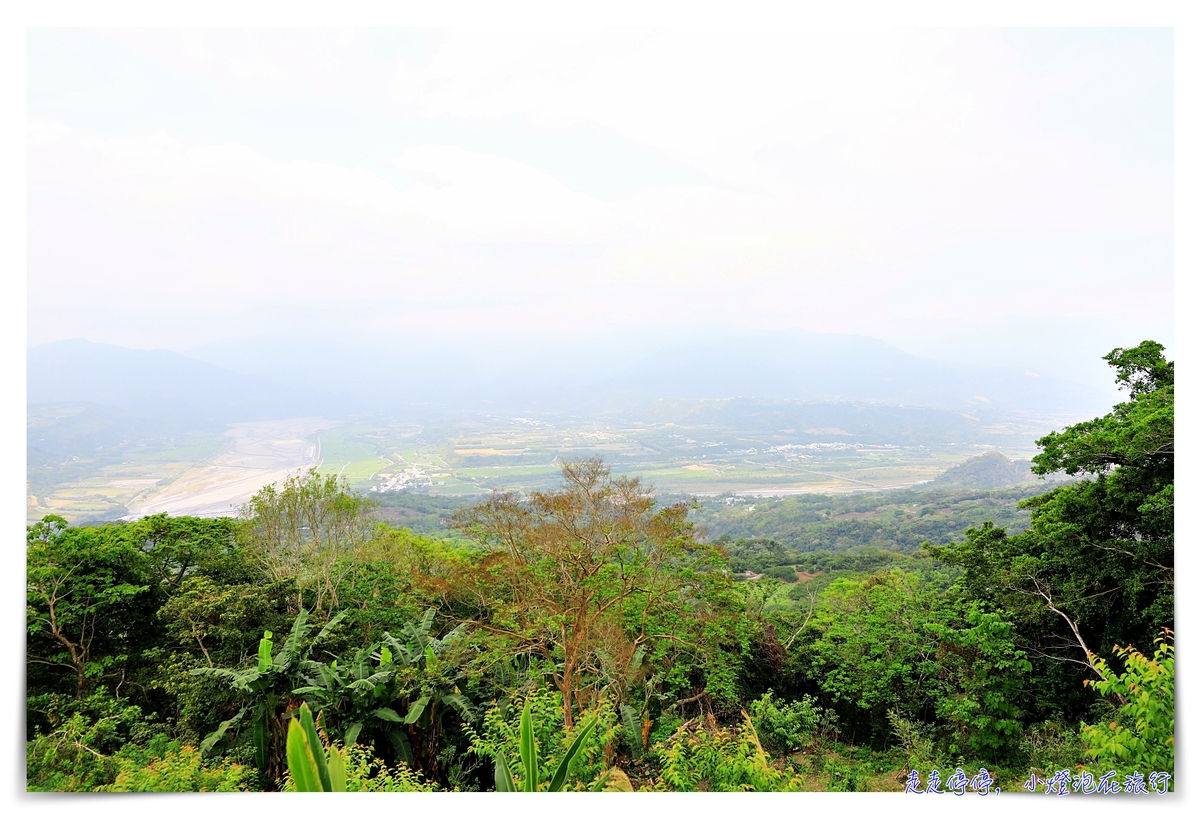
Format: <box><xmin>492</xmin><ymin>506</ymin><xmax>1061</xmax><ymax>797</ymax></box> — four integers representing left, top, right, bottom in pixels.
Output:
<box><xmin>648</xmin><ymin>714</ymin><xmax>806</xmax><ymax>792</ymax></box>
<box><xmin>929</xmin><ymin>341</ymin><xmax>1174</xmax><ymax>723</ymax></box>
<box><xmin>487</xmin><ymin>694</ymin><xmax>605</xmax><ymax>792</ymax></box>
<box><xmin>697</xmin><ymin>484</ymin><xmax>1043</xmax><ymax>557</ymax></box>
<box><xmin>25</xmin><ymin>343</ymin><xmax>1174</xmax><ymax>792</ymax></box>
<box><xmin>373</xmin><ymin>492</ymin><xmax>473</xmax><ymax>536</ymax></box>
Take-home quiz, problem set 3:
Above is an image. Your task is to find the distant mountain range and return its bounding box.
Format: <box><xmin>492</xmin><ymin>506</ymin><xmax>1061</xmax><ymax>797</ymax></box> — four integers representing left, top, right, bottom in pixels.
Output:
<box><xmin>28</xmin><ymin>338</ymin><xmax>331</xmax><ymax>427</ymax></box>
<box><xmin>29</xmin><ymin>330</ymin><xmax>1114</xmax><ymax>428</ymax></box>
<box><xmin>180</xmin><ymin>328</ymin><xmax>1114</xmax><ymax>419</ymax></box>
<box><xmin>609</xmin><ymin>398</ymin><xmax>1041</xmax><ymax>449</ymax></box>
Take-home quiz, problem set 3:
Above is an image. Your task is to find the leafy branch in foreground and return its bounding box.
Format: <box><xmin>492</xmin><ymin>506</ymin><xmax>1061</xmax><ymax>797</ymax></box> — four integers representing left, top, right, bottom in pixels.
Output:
<box><xmin>1081</xmin><ymin>629</ymin><xmax>1174</xmax><ymax>777</ymax></box>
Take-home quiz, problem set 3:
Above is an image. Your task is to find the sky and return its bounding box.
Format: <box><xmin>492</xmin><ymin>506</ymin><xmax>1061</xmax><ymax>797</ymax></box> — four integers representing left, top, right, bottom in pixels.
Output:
<box><xmin>26</xmin><ymin>27</ymin><xmax>1173</xmax><ymax>387</ymax></box>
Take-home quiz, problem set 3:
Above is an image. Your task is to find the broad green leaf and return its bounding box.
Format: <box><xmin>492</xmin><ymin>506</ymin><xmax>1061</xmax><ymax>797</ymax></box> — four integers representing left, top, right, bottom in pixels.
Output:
<box><xmin>387</xmin><ymin>728</ymin><xmax>414</xmax><ymax>766</ymax></box>
<box><xmin>253</xmin><ymin>712</ymin><xmax>268</xmax><ymax>771</ymax></box>
<box><xmin>286</xmin><ymin>717</ymin><xmax>321</xmax><ymax>792</ymax></box>
<box><xmin>519</xmin><ymin>698</ymin><xmax>538</xmax><ymax>792</ymax></box>
<box><xmin>494</xmin><ymin>752</ymin><xmax>516</xmax><ymax>792</ymax></box>
<box><xmin>548</xmin><ymin>714</ymin><xmax>599</xmax><ymax>792</ymax></box>
<box><xmin>277</xmin><ymin>610</ymin><xmax>310</xmax><ymax>670</ymax></box>
<box><xmin>620</xmin><ymin>704</ymin><xmax>643</xmax><ymax>760</ymax></box>
<box><xmin>257</xmin><ymin>631</ymin><xmax>274</xmax><ymax>673</ymax></box>
<box><xmin>198</xmin><ymin>706</ymin><xmax>248</xmax><ymax>755</ymax></box>
<box><xmin>440</xmin><ymin>692</ymin><xmax>473</xmax><ymax>719</ymax></box>
<box><xmin>374</xmin><ymin>707</ymin><xmax>404</xmax><ymax>723</ymax></box>
<box><xmin>630</xmin><ymin>643</ymin><xmax>647</xmax><ymax>672</ymax></box>
<box><xmin>327</xmin><ymin>745</ymin><xmax>347</xmax><ymax>792</ymax></box>
<box><xmin>312</xmin><ymin>611</ymin><xmax>348</xmax><ymax>649</ymax></box>
<box><xmin>404</xmin><ymin>696</ymin><xmax>430</xmax><ymax>725</ymax></box>
<box><xmin>299</xmin><ymin>703</ymin><xmax>332</xmax><ymax>792</ymax></box>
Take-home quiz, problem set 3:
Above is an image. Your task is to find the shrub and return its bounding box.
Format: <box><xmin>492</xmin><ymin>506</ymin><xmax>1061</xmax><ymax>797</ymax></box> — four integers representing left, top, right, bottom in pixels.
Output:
<box><xmin>281</xmin><ymin>741</ymin><xmax>436</xmax><ymax>792</ymax></box>
<box><xmin>26</xmin><ymin>692</ymin><xmax>158</xmax><ymax>791</ymax></box>
<box><xmin>339</xmin><ymin>744</ymin><xmax>437</xmax><ymax>792</ymax></box>
<box><xmin>468</xmin><ymin>687</ymin><xmax>617</xmax><ymax>791</ymax></box>
<box><xmin>649</xmin><ymin>715</ymin><xmax>804</xmax><ymax>792</ymax></box>
<box><xmin>748</xmin><ymin>691</ymin><xmax>834</xmax><ymax>754</ymax></box>
<box><xmin>763</xmin><ymin>566</ymin><xmax>798</xmax><ymax>583</ymax></box>
<box><xmin>1018</xmin><ymin>721</ymin><xmax>1085</xmax><ymax>779</ymax></box>
<box><xmin>887</xmin><ymin>709</ymin><xmax>938</xmax><ymax>772</ymax></box>
<box><xmin>823</xmin><ymin>758</ymin><xmax>870</xmax><ymax>792</ymax></box>
<box><xmin>101</xmin><ymin>743</ymin><xmax>253</xmax><ymax>792</ymax></box>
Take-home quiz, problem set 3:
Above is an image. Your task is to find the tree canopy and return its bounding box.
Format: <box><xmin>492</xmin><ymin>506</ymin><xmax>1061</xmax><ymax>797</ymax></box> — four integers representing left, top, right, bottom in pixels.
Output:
<box><xmin>930</xmin><ymin>341</ymin><xmax>1173</xmax><ymax>710</ymax></box>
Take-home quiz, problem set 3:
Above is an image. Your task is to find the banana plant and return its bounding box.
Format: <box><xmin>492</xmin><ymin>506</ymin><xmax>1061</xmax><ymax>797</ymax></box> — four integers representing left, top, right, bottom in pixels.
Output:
<box><xmin>293</xmin><ymin>642</ymin><xmax>417</xmax><ymax>765</ymax></box>
<box><xmin>493</xmin><ymin>698</ymin><xmax>600</xmax><ymax>792</ymax></box>
<box><xmin>193</xmin><ymin>609</ymin><xmax>346</xmax><ymax>778</ymax></box>
<box><xmin>286</xmin><ymin>702</ymin><xmax>347</xmax><ymax>792</ymax></box>
<box><xmin>380</xmin><ymin>609</ymin><xmax>473</xmax><ymax>767</ymax></box>
<box><xmin>295</xmin><ymin>607</ymin><xmax>472</xmax><ymax>772</ymax></box>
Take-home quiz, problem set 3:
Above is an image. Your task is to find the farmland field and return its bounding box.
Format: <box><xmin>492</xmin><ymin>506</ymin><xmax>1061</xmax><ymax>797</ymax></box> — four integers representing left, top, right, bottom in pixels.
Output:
<box><xmin>28</xmin><ymin>404</ymin><xmax>1051</xmax><ymax>524</ymax></box>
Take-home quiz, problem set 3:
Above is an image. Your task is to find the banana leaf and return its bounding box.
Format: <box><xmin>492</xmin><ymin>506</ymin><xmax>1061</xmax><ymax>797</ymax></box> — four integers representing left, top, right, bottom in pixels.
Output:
<box><xmin>373</xmin><ymin>706</ymin><xmax>403</xmax><ymax>723</ymax></box>
<box><xmin>404</xmin><ymin>696</ymin><xmax>430</xmax><ymax>725</ymax></box>
<box><xmin>440</xmin><ymin>692</ymin><xmax>473</xmax><ymax>720</ymax></box>
<box><xmin>386</xmin><ymin>727</ymin><xmax>414</xmax><ymax>767</ymax></box>
<box><xmin>198</xmin><ymin>705</ymin><xmax>248</xmax><ymax>755</ymax></box>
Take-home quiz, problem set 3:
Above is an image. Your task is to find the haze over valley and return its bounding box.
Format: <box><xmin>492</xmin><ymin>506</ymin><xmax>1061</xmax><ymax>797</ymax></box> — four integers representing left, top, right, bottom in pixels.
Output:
<box><xmin>26</xmin><ymin>28</ymin><xmax>1170</xmax><ymax>527</ymax></box>
<box><xmin>29</xmin><ymin>333</ymin><xmax>1091</xmax><ymax>524</ymax></box>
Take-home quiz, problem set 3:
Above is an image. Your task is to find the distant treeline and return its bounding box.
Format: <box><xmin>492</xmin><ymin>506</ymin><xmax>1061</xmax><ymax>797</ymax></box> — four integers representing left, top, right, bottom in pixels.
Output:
<box><xmin>688</xmin><ymin>485</ymin><xmax>1046</xmax><ymax>555</ymax></box>
<box><xmin>371</xmin><ymin>491</ymin><xmax>475</xmax><ymax>536</ymax></box>
<box><xmin>724</xmin><ymin>539</ymin><xmax>923</xmax><ymax>578</ymax></box>
<box><xmin>374</xmin><ymin>482</ymin><xmax>1045</xmax><ymax>559</ymax></box>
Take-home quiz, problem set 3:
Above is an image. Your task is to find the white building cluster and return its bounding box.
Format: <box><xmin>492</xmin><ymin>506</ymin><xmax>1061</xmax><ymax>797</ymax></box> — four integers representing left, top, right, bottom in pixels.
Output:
<box><xmin>371</xmin><ymin>468</ymin><xmax>434</xmax><ymax>493</ymax></box>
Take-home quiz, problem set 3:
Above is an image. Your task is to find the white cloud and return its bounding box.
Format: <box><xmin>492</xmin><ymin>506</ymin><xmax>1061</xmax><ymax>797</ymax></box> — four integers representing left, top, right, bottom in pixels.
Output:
<box><xmin>26</xmin><ymin>28</ymin><xmax>1172</xmax><ymax>375</ymax></box>
<box><xmin>389</xmin><ymin>144</ymin><xmax>610</xmax><ymax>235</ymax></box>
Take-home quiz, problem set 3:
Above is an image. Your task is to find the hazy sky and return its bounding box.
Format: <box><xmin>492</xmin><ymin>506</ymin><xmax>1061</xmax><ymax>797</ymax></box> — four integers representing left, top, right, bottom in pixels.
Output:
<box><xmin>27</xmin><ymin>27</ymin><xmax>1172</xmax><ymax>384</ymax></box>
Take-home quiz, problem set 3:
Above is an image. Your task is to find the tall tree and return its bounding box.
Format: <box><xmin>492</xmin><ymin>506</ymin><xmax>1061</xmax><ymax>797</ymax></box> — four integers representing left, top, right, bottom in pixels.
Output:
<box><xmin>449</xmin><ymin>457</ymin><xmax>735</xmax><ymax>729</ymax></box>
<box><xmin>240</xmin><ymin>470</ymin><xmax>378</xmax><ymax>615</ymax></box>
<box><xmin>26</xmin><ymin>513</ymin><xmax>241</xmax><ymax>702</ymax></box>
<box><xmin>930</xmin><ymin>341</ymin><xmax>1173</xmax><ymax>705</ymax></box>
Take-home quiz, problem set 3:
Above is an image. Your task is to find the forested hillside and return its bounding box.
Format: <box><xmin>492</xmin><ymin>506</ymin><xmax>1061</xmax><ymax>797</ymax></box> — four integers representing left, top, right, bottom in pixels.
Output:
<box><xmin>25</xmin><ymin>343</ymin><xmax>1174</xmax><ymax>793</ymax></box>
<box><xmin>692</xmin><ymin>485</ymin><xmax>1042</xmax><ymax>556</ymax></box>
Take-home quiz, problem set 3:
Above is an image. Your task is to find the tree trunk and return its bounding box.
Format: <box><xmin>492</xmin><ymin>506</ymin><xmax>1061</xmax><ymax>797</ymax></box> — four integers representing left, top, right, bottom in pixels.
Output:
<box><xmin>559</xmin><ymin>670</ymin><xmax>575</xmax><ymax>730</ymax></box>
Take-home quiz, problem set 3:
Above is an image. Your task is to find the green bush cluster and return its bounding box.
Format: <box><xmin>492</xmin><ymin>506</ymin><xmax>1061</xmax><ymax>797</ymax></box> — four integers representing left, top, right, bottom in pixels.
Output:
<box><xmin>747</xmin><ymin>691</ymin><xmax>832</xmax><ymax>754</ymax></box>
<box><xmin>649</xmin><ymin>716</ymin><xmax>805</xmax><ymax>792</ymax></box>
<box><xmin>468</xmin><ymin>687</ymin><xmax>617</xmax><ymax>791</ymax></box>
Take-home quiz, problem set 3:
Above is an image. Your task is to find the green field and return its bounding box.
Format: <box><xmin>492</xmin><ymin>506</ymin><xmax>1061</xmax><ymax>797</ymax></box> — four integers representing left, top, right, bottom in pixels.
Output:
<box><xmin>27</xmin><ymin>428</ymin><xmax>228</xmax><ymax>523</ymax></box>
<box><xmin>316</xmin><ymin>427</ymin><xmax>394</xmax><ymax>482</ymax></box>
<box><xmin>333</xmin><ymin>412</ymin><xmax>1043</xmax><ymax>499</ymax></box>
<box><xmin>28</xmin><ymin>401</ymin><xmax>1054</xmax><ymax>524</ymax></box>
